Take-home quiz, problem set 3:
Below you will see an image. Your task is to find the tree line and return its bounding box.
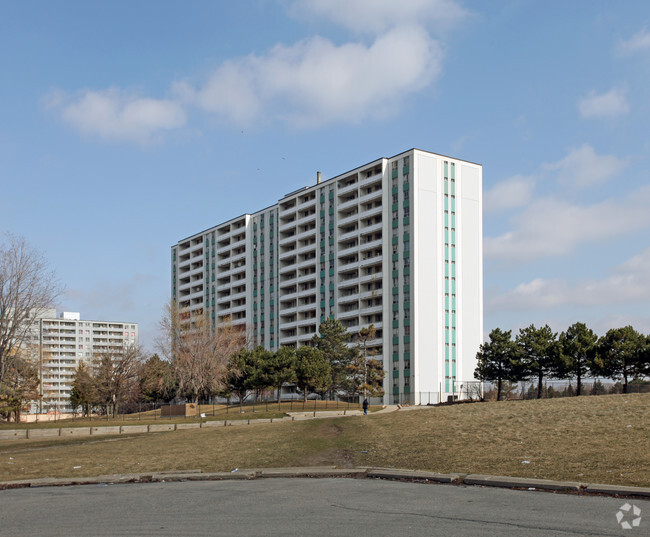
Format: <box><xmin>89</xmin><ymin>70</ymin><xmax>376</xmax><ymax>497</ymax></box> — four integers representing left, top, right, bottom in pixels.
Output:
<box><xmin>68</xmin><ymin>316</ymin><xmax>385</xmax><ymax>415</ymax></box>
<box><xmin>475</xmin><ymin>322</ymin><xmax>650</xmax><ymax>400</ymax></box>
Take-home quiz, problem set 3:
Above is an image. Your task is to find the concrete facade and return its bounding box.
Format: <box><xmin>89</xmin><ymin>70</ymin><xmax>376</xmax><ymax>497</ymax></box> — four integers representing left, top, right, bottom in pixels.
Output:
<box><xmin>171</xmin><ymin>149</ymin><xmax>482</xmax><ymax>404</ymax></box>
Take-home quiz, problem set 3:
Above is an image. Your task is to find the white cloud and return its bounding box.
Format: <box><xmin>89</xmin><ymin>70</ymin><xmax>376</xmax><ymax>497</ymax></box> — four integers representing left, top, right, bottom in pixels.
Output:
<box><xmin>617</xmin><ymin>27</ymin><xmax>650</xmax><ymax>55</ymax></box>
<box><xmin>488</xmin><ymin>247</ymin><xmax>650</xmax><ymax>313</ymax></box>
<box><xmin>179</xmin><ymin>25</ymin><xmax>443</xmax><ymax>128</ymax></box>
<box><xmin>48</xmin><ymin>88</ymin><xmax>186</xmax><ymax>144</ymax></box>
<box><xmin>289</xmin><ymin>0</ymin><xmax>467</xmax><ymax>34</ymax></box>
<box><xmin>484</xmin><ymin>185</ymin><xmax>650</xmax><ymax>262</ymax></box>
<box><xmin>543</xmin><ymin>144</ymin><xmax>626</xmax><ymax>189</ymax></box>
<box><xmin>578</xmin><ymin>88</ymin><xmax>629</xmax><ymax>119</ymax></box>
<box><xmin>483</xmin><ymin>175</ymin><xmax>535</xmax><ymax>213</ymax></box>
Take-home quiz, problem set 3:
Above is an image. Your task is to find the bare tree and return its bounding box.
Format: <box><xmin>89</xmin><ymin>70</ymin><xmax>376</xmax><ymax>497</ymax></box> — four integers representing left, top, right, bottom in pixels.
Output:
<box><xmin>0</xmin><ymin>348</ymin><xmax>40</xmax><ymax>422</ymax></box>
<box><xmin>0</xmin><ymin>234</ymin><xmax>61</xmax><ymax>390</ymax></box>
<box><xmin>93</xmin><ymin>345</ymin><xmax>142</xmax><ymax>417</ymax></box>
<box><xmin>158</xmin><ymin>302</ymin><xmax>245</xmax><ymax>403</ymax></box>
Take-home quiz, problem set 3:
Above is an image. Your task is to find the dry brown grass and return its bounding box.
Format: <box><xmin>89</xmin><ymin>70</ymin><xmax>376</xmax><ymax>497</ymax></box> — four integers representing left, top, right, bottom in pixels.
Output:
<box><xmin>1</xmin><ymin>394</ymin><xmax>648</xmax><ymax>486</ymax></box>
<box><xmin>0</xmin><ymin>400</ymin><xmax>361</xmax><ymax>430</ymax></box>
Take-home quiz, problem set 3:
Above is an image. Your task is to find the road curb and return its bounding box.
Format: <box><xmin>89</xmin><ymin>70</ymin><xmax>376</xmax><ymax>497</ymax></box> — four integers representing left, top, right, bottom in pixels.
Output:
<box><xmin>1</xmin><ymin>467</ymin><xmax>648</xmax><ymax>498</ymax></box>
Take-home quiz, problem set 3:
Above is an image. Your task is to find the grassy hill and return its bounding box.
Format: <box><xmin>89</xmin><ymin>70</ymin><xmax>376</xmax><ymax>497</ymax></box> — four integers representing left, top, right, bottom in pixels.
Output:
<box><xmin>1</xmin><ymin>393</ymin><xmax>648</xmax><ymax>486</ymax></box>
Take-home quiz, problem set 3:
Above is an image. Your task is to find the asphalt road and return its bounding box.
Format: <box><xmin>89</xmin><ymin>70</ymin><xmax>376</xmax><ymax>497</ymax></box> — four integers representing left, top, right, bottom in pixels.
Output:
<box><xmin>0</xmin><ymin>478</ymin><xmax>645</xmax><ymax>536</ymax></box>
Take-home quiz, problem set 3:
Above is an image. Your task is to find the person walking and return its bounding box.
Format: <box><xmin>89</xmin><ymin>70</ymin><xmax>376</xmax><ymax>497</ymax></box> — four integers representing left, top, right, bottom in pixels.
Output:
<box><xmin>362</xmin><ymin>398</ymin><xmax>369</xmax><ymax>415</ymax></box>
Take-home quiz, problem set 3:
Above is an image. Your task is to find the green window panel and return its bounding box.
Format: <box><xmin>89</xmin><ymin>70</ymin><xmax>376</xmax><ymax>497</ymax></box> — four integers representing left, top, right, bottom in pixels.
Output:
<box><xmin>404</xmin><ymin>385</ymin><xmax>411</xmax><ymax>393</ymax></box>
<box><xmin>452</xmin><ymin>297</ymin><xmax>456</xmax><ymax>310</ymax></box>
<box><xmin>260</xmin><ymin>220</ymin><xmax>265</xmax><ymax>228</ymax></box>
<box><xmin>320</xmin><ymin>241</ymin><xmax>325</xmax><ymax>249</ymax></box>
<box><xmin>253</xmin><ymin>303</ymin><xmax>258</xmax><ymax>310</ymax></box>
<box><xmin>403</xmin><ymin>283</ymin><xmax>410</xmax><ymax>293</ymax></box>
<box><xmin>320</xmin><ymin>255</ymin><xmax>325</xmax><ymax>263</ymax></box>
<box><xmin>260</xmin><ymin>247</ymin><xmax>264</xmax><ymax>255</ymax></box>
<box><xmin>269</xmin><ymin>285</ymin><xmax>274</xmax><ymax>293</ymax></box>
<box><xmin>403</xmin><ymin>250</ymin><xmax>410</xmax><ymax>259</ymax></box>
<box><xmin>452</xmin><ymin>346</ymin><xmax>456</xmax><ymax>360</ymax></box>
<box><xmin>393</xmin><ymin>386</ymin><xmax>399</xmax><ymax>395</ymax></box>
<box><xmin>452</xmin><ymin>315</ymin><xmax>456</xmax><ymax>330</ymax></box>
<box><xmin>403</xmin><ymin>199</ymin><xmax>409</xmax><ymax>208</ymax></box>
<box><xmin>403</xmin><ymin>182</ymin><xmax>409</xmax><ymax>191</ymax></box>
<box><xmin>403</xmin><ymin>351</ymin><xmax>410</xmax><ymax>360</ymax></box>
<box><xmin>445</xmin><ymin>264</ymin><xmax>449</xmax><ymax>277</ymax></box>
<box><xmin>404</xmin><ymin>318</ymin><xmax>410</xmax><ymax>327</ymax></box>
<box><xmin>393</xmin><ymin>319</ymin><xmax>399</xmax><ymax>328</ymax></box>
<box><xmin>444</xmin><ymin>181</ymin><xmax>448</xmax><ymax>195</ymax></box>
<box><xmin>253</xmin><ymin>276</ymin><xmax>258</xmax><ymax>284</ymax></box>
<box><xmin>261</xmin><ymin>328</ymin><xmax>265</xmax><ymax>336</ymax></box>
<box><xmin>320</xmin><ymin>209</ymin><xmax>325</xmax><ymax>218</ymax></box>
<box><xmin>451</xmin><ymin>214</ymin><xmax>456</xmax><ymax>228</ymax></box>
<box><xmin>393</xmin><ymin>370</ymin><xmax>399</xmax><ymax>378</ymax></box>
<box><xmin>444</xmin><ymin>230</ymin><xmax>449</xmax><ymax>243</ymax></box>
<box><xmin>329</xmin><ymin>282</ymin><xmax>334</xmax><ymax>290</ymax></box>
<box><xmin>329</xmin><ymin>221</ymin><xmax>334</xmax><ymax>229</ymax></box>
<box><xmin>444</xmin><ymin>162</ymin><xmax>448</xmax><ymax>178</ymax></box>
<box><xmin>392</xmin><ymin>253</ymin><xmax>399</xmax><ymax>261</ymax></box>
<box><xmin>392</xmin><ymin>304</ymin><xmax>399</xmax><ymax>312</ymax></box>
<box><xmin>329</xmin><ymin>237</ymin><xmax>334</xmax><ymax>245</ymax></box>
<box><xmin>403</xmin><ymin>266</ymin><xmax>410</xmax><ymax>276</ymax></box>
<box><xmin>261</xmin><ymin>233</ymin><xmax>265</xmax><ymax>241</ymax></box>
<box><xmin>452</xmin><ymin>362</ymin><xmax>456</xmax><ymax>378</ymax></box>
<box><xmin>320</xmin><ymin>271</ymin><xmax>325</xmax><ymax>279</ymax></box>
<box><xmin>392</xmin><ymin>236</ymin><xmax>398</xmax><ymax>245</ymax></box>
<box><xmin>451</xmin><ymin>163</ymin><xmax>455</xmax><ymax>180</ymax></box>
<box><xmin>320</xmin><ymin>301</ymin><xmax>325</xmax><ymax>309</ymax></box>
<box><xmin>320</xmin><ymin>285</ymin><xmax>325</xmax><ymax>293</ymax></box>
<box><xmin>392</xmin><ymin>287</ymin><xmax>399</xmax><ymax>295</ymax></box>
<box><xmin>445</xmin><ymin>297</ymin><xmax>449</xmax><ymax>310</ymax></box>
<box><xmin>392</xmin><ymin>336</ymin><xmax>399</xmax><ymax>345</ymax></box>
<box><xmin>444</xmin><ymin>197</ymin><xmax>449</xmax><ymax>211</ymax></box>
<box><xmin>402</xmin><ymin>165</ymin><xmax>409</xmax><ymax>175</ymax></box>
<box><xmin>452</xmin><ymin>265</ymin><xmax>456</xmax><ymax>278</ymax></box>
<box><xmin>403</xmin><ymin>368</ymin><xmax>411</xmax><ymax>377</ymax></box>
<box><xmin>445</xmin><ymin>313</ymin><xmax>449</xmax><ymax>326</ymax></box>
<box><xmin>253</xmin><ymin>223</ymin><xmax>257</xmax><ymax>231</ymax></box>
<box><xmin>392</xmin><ymin>269</ymin><xmax>399</xmax><ymax>277</ymax></box>
<box><xmin>452</xmin><ymin>281</ymin><xmax>456</xmax><ymax>294</ymax></box>
<box><xmin>320</xmin><ymin>225</ymin><xmax>325</xmax><ymax>233</ymax></box>
<box><xmin>403</xmin><ymin>232</ymin><xmax>410</xmax><ymax>242</ymax></box>
<box><xmin>451</xmin><ymin>199</ymin><xmax>456</xmax><ymax>212</ymax></box>
<box><xmin>392</xmin><ymin>203</ymin><xmax>398</xmax><ymax>212</ymax></box>
<box><xmin>320</xmin><ymin>194</ymin><xmax>325</xmax><ymax>203</ymax></box>
<box><xmin>393</xmin><ymin>353</ymin><xmax>399</xmax><ymax>361</ymax></box>
<box><xmin>403</xmin><ymin>335</ymin><xmax>410</xmax><ymax>344</ymax></box>
<box><xmin>392</xmin><ymin>169</ymin><xmax>398</xmax><ymax>179</ymax></box>
<box><xmin>451</xmin><ymin>182</ymin><xmax>456</xmax><ymax>196</ymax></box>
<box><xmin>445</xmin><ymin>332</ymin><xmax>449</xmax><ymax>343</ymax></box>
<box><xmin>392</xmin><ymin>220</ymin><xmax>399</xmax><ymax>229</ymax></box>
<box><xmin>444</xmin><ymin>214</ymin><xmax>448</xmax><ymax>227</ymax></box>
<box><xmin>329</xmin><ymin>298</ymin><xmax>334</xmax><ymax>306</ymax></box>
<box><xmin>329</xmin><ymin>252</ymin><xmax>334</xmax><ymax>259</ymax></box>
<box><xmin>392</xmin><ymin>186</ymin><xmax>398</xmax><ymax>195</ymax></box>
<box><xmin>403</xmin><ymin>216</ymin><xmax>410</xmax><ymax>225</ymax></box>
<box><xmin>329</xmin><ymin>206</ymin><xmax>334</xmax><ymax>215</ymax></box>
<box><xmin>329</xmin><ymin>268</ymin><xmax>334</xmax><ymax>276</ymax></box>
<box><xmin>253</xmin><ymin>289</ymin><xmax>258</xmax><ymax>297</ymax></box>
<box><xmin>404</xmin><ymin>300</ymin><xmax>410</xmax><ymax>310</ymax></box>
<box><xmin>260</xmin><ymin>288</ymin><xmax>265</xmax><ymax>295</ymax></box>
<box><xmin>329</xmin><ymin>191</ymin><xmax>334</xmax><ymax>199</ymax></box>
<box><xmin>260</xmin><ymin>261</ymin><xmax>265</xmax><ymax>268</ymax></box>
<box><xmin>253</xmin><ymin>316</ymin><xmax>257</xmax><ymax>323</ymax></box>
<box><xmin>270</xmin><ymin>312</ymin><xmax>274</xmax><ymax>320</ymax></box>
<box><xmin>270</xmin><ymin>298</ymin><xmax>274</xmax><ymax>306</ymax></box>
<box><xmin>320</xmin><ymin>315</ymin><xmax>326</xmax><ymax>323</ymax></box>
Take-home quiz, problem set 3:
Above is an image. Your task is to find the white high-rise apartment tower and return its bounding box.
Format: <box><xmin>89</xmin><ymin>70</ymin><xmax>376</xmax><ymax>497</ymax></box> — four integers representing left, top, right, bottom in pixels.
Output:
<box><xmin>171</xmin><ymin>149</ymin><xmax>482</xmax><ymax>404</ymax></box>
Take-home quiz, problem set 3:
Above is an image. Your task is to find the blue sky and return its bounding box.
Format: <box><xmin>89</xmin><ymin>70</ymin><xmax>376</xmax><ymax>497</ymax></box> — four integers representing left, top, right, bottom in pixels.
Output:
<box><xmin>2</xmin><ymin>0</ymin><xmax>650</xmax><ymax>350</ymax></box>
